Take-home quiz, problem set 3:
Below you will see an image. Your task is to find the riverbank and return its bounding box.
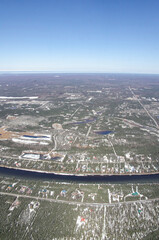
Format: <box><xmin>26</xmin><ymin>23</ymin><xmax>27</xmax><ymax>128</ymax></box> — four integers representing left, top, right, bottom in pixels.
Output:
<box><xmin>0</xmin><ymin>164</ymin><xmax>159</xmax><ymax>176</ymax></box>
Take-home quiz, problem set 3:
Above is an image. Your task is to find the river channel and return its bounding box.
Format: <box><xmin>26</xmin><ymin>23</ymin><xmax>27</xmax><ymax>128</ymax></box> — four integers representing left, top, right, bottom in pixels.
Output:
<box><xmin>0</xmin><ymin>167</ymin><xmax>159</xmax><ymax>184</ymax></box>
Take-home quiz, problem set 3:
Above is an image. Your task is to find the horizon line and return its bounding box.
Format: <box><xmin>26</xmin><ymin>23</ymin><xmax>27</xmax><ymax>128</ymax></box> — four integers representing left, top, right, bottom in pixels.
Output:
<box><xmin>0</xmin><ymin>70</ymin><xmax>159</xmax><ymax>75</ymax></box>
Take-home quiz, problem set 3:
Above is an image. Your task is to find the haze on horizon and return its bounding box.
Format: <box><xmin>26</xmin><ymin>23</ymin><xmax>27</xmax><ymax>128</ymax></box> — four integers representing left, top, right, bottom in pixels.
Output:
<box><xmin>1</xmin><ymin>0</ymin><xmax>159</xmax><ymax>74</ymax></box>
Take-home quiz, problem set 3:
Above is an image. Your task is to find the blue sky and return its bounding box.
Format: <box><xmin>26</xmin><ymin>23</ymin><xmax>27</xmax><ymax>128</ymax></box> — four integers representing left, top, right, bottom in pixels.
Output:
<box><xmin>0</xmin><ymin>0</ymin><xmax>159</xmax><ymax>73</ymax></box>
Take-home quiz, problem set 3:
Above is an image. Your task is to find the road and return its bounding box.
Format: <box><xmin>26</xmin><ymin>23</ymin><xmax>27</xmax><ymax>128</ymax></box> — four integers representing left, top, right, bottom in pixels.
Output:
<box><xmin>70</xmin><ymin>106</ymin><xmax>81</xmax><ymax>118</ymax></box>
<box><xmin>129</xmin><ymin>86</ymin><xmax>159</xmax><ymax>129</ymax></box>
<box><xmin>86</xmin><ymin>125</ymin><xmax>92</xmax><ymax>138</ymax></box>
<box><xmin>0</xmin><ymin>191</ymin><xmax>158</xmax><ymax>207</ymax></box>
<box><xmin>48</xmin><ymin>134</ymin><xmax>57</xmax><ymax>154</ymax></box>
<box><xmin>109</xmin><ymin>137</ymin><xmax>120</xmax><ymax>171</ymax></box>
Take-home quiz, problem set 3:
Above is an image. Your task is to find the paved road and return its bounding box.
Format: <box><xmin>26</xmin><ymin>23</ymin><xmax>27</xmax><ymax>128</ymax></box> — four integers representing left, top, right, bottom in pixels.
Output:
<box><xmin>70</xmin><ymin>106</ymin><xmax>81</xmax><ymax>118</ymax></box>
<box><xmin>0</xmin><ymin>191</ymin><xmax>158</xmax><ymax>207</ymax></box>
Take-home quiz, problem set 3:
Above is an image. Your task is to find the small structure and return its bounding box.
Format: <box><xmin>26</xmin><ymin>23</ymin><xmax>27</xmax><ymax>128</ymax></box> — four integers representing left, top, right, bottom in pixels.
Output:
<box><xmin>52</xmin><ymin>123</ymin><xmax>63</xmax><ymax>130</ymax></box>
<box><xmin>29</xmin><ymin>201</ymin><xmax>40</xmax><ymax>212</ymax></box>
<box><xmin>124</xmin><ymin>186</ymin><xmax>147</xmax><ymax>201</ymax></box>
<box><xmin>19</xmin><ymin>186</ymin><xmax>27</xmax><ymax>193</ymax></box>
<box><xmin>60</xmin><ymin>190</ymin><xmax>67</xmax><ymax>197</ymax></box>
<box><xmin>71</xmin><ymin>189</ymin><xmax>84</xmax><ymax>200</ymax></box>
<box><xmin>9</xmin><ymin>198</ymin><xmax>20</xmax><ymax>211</ymax></box>
<box><xmin>7</xmin><ymin>184</ymin><xmax>12</xmax><ymax>190</ymax></box>
<box><xmin>88</xmin><ymin>193</ymin><xmax>97</xmax><ymax>201</ymax></box>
